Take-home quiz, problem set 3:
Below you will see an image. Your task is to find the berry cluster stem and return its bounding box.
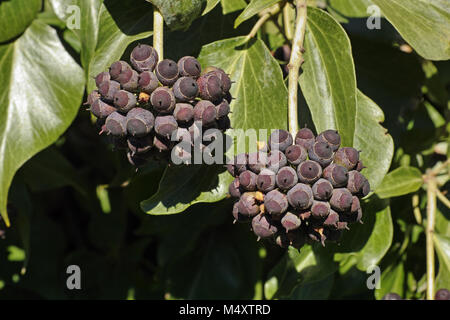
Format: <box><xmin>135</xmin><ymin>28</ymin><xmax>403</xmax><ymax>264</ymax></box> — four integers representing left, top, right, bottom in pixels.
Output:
<box><xmin>425</xmin><ymin>173</ymin><xmax>437</xmax><ymax>300</ymax></box>
<box><xmin>245</xmin><ymin>4</ymin><xmax>281</xmax><ymax>42</ymax></box>
<box><xmin>287</xmin><ymin>0</ymin><xmax>307</xmax><ymax>137</ymax></box>
<box><xmin>153</xmin><ymin>7</ymin><xmax>164</xmax><ymax>60</ymax></box>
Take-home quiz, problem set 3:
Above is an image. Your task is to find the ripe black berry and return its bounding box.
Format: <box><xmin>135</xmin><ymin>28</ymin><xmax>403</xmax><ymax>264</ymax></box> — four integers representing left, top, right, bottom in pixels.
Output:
<box><xmin>287</xmin><ymin>183</ymin><xmax>313</xmax><ymax>210</ymax></box>
<box><xmin>113</xmin><ymin>90</ymin><xmax>137</xmax><ymax>113</ymax></box>
<box><xmin>90</xmin><ymin>99</ymin><xmax>116</xmax><ymax>119</ymax></box>
<box><xmin>285</xmin><ymin>144</ymin><xmax>307</xmax><ymax>165</ymax></box>
<box><xmin>281</xmin><ymin>212</ymin><xmax>301</xmax><ymax>232</ymax></box>
<box><xmin>109</xmin><ymin>61</ymin><xmax>131</xmax><ymax>80</ymax></box>
<box><xmin>297</xmin><ymin>160</ymin><xmax>322</xmax><ymax>184</ymax></box>
<box><xmin>435</xmin><ymin>289</ymin><xmax>450</xmax><ymax>300</ymax></box>
<box><xmin>312</xmin><ymin>178</ymin><xmax>333</xmax><ymax>200</ymax></box>
<box><xmin>252</xmin><ymin>214</ymin><xmax>278</xmax><ymax>239</ymax></box>
<box><xmin>238</xmin><ymin>192</ymin><xmax>260</xmax><ymax>217</ymax></box>
<box><xmin>311</xmin><ymin>201</ymin><xmax>330</xmax><ymax>219</ymax></box>
<box><xmin>194</xmin><ymin>100</ymin><xmax>217</xmax><ymax>126</ymax></box>
<box><xmin>267</xmin><ymin>150</ymin><xmax>287</xmax><ymax>173</ymax></box>
<box><xmin>117</xmin><ymin>69</ymin><xmax>139</xmax><ymax>92</ymax></box>
<box><xmin>153</xmin><ymin>135</ymin><xmax>172</xmax><ymax>152</ymax></box>
<box><xmin>197</xmin><ymin>73</ymin><xmax>223</xmax><ymax>102</ymax></box>
<box><xmin>173</xmin><ymin>103</ymin><xmax>194</xmax><ymax>123</ymax></box>
<box><xmin>173</xmin><ymin>77</ymin><xmax>198</xmax><ymax>102</ymax></box>
<box><xmin>130</xmin><ymin>44</ymin><xmax>158</xmax><ymax>72</ymax></box>
<box><xmin>138</xmin><ymin>71</ymin><xmax>159</xmax><ymax>94</ymax></box>
<box><xmin>95</xmin><ymin>71</ymin><xmax>111</xmax><ymax>87</ymax></box>
<box><xmin>256</xmin><ymin>168</ymin><xmax>276</xmax><ymax>192</ymax></box>
<box><xmin>295</xmin><ymin>128</ymin><xmax>315</xmax><ymax>150</ymax></box>
<box><xmin>248</xmin><ymin>152</ymin><xmax>268</xmax><ymax>174</ymax></box>
<box><xmin>155</xmin><ymin>59</ymin><xmax>179</xmax><ymax>86</ymax></box>
<box><xmin>269</xmin><ymin>129</ymin><xmax>293</xmax><ymax>152</ymax></box>
<box><xmin>323</xmin><ymin>209</ymin><xmax>339</xmax><ymax>229</ymax></box>
<box><xmin>85</xmin><ymin>90</ymin><xmax>101</xmax><ymax>106</ymax></box>
<box><xmin>229</xmin><ymin>178</ymin><xmax>243</xmax><ymax>198</ymax></box>
<box><xmin>308</xmin><ymin>141</ymin><xmax>333</xmax><ymax>167</ymax></box>
<box><xmin>316</xmin><ymin>130</ymin><xmax>341</xmax><ymax>151</ymax></box>
<box><xmin>215</xmin><ymin>99</ymin><xmax>230</xmax><ymax>119</ymax></box>
<box><xmin>98</xmin><ymin>80</ymin><xmax>120</xmax><ymax>102</ymax></box>
<box><xmin>178</xmin><ymin>56</ymin><xmax>201</xmax><ymax>78</ymax></box>
<box><xmin>154</xmin><ymin>115</ymin><xmax>178</xmax><ymax>138</ymax></box>
<box><xmin>330</xmin><ymin>188</ymin><xmax>353</xmax><ymax>212</ymax></box>
<box><xmin>105</xmin><ymin>111</ymin><xmax>127</xmax><ymax>136</ymax></box>
<box><xmin>239</xmin><ymin>170</ymin><xmax>258</xmax><ymax>191</ymax></box>
<box><xmin>334</xmin><ymin>147</ymin><xmax>360</xmax><ymax>170</ymax></box>
<box><xmin>227</xmin><ymin>153</ymin><xmax>247</xmax><ymax>177</ymax></box>
<box><xmin>150</xmin><ymin>87</ymin><xmax>176</xmax><ymax>114</ymax></box>
<box><xmin>323</xmin><ymin>164</ymin><xmax>349</xmax><ymax>187</ymax></box>
<box><xmin>126</xmin><ymin>107</ymin><xmax>154</xmax><ymax>137</ymax></box>
<box><xmin>275</xmin><ymin>166</ymin><xmax>298</xmax><ymax>190</ymax></box>
<box><xmin>204</xmin><ymin>67</ymin><xmax>231</xmax><ymax>93</ymax></box>
<box><xmin>346</xmin><ymin>170</ymin><xmax>365</xmax><ymax>194</ymax></box>
<box><xmin>127</xmin><ymin>135</ymin><xmax>153</xmax><ymax>155</ymax></box>
<box><xmin>264</xmin><ymin>189</ymin><xmax>288</xmax><ymax>217</ymax></box>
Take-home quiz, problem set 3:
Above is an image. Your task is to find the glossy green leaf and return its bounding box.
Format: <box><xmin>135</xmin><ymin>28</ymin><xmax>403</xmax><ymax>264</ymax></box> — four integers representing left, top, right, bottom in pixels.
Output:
<box><xmin>299</xmin><ymin>7</ymin><xmax>357</xmax><ymax>147</ymax></box>
<box><xmin>0</xmin><ymin>21</ymin><xmax>85</xmax><ymax>226</ymax></box>
<box><xmin>434</xmin><ymin>234</ymin><xmax>450</xmax><ymax>291</ymax></box>
<box><xmin>203</xmin><ymin>0</ymin><xmax>221</xmax><ymax>15</ymax></box>
<box><xmin>327</xmin><ymin>0</ymin><xmax>373</xmax><ymax>18</ymax></box>
<box><xmin>149</xmin><ymin>0</ymin><xmax>205</xmax><ymax>31</ymax></box>
<box><xmin>371</xmin><ymin>0</ymin><xmax>450</xmax><ymax>61</ymax></box>
<box><xmin>0</xmin><ymin>0</ymin><xmax>41</xmax><ymax>43</ymax></box>
<box><xmin>354</xmin><ymin>91</ymin><xmax>394</xmax><ymax>191</ymax></box>
<box><xmin>234</xmin><ymin>0</ymin><xmax>281</xmax><ymax>28</ymax></box>
<box><xmin>334</xmin><ymin>198</ymin><xmax>393</xmax><ymax>271</ymax></box>
<box><xmin>141</xmin><ymin>165</ymin><xmax>233</xmax><ymax>215</ymax></box>
<box><xmin>198</xmin><ymin>36</ymin><xmax>288</xmax><ymax>150</ymax></box>
<box><xmin>221</xmin><ymin>0</ymin><xmax>247</xmax><ymax>14</ymax></box>
<box><xmin>375</xmin><ymin>259</ymin><xmax>405</xmax><ymax>299</ymax></box>
<box><xmin>375</xmin><ymin>166</ymin><xmax>423</xmax><ymax>199</ymax></box>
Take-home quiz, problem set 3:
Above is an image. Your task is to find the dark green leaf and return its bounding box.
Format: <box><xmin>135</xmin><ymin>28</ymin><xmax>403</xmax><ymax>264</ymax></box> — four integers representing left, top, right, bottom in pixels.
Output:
<box><xmin>149</xmin><ymin>0</ymin><xmax>205</xmax><ymax>31</ymax></box>
<box><xmin>371</xmin><ymin>0</ymin><xmax>450</xmax><ymax>61</ymax></box>
<box><xmin>375</xmin><ymin>166</ymin><xmax>423</xmax><ymax>199</ymax></box>
<box><xmin>221</xmin><ymin>0</ymin><xmax>247</xmax><ymax>14</ymax></box>
<box><xmin>299</xmin><ymin>7</ymin><xmax>357</xmax><ymax>147</ymax></box>
<box><xmin>0</xmin><ymin>21</ymin><xmax>85</xmax><ymax>226</ymax></box>
<box><xmin>374</xmin><ymin>259</ymin><xmax>405</xmax><ymax>299</ymax></box>
<box><xmin>0</xmin><ymin>0</ymin><xmax>41</xmax><ymax>43</ymax></box>
<box><xmin>203</xmin><ymin>0</ymin><xmax>221</xmax><ymax>15</ymax></box>
<box><xmin>234</xmin><ymin>0</ymin><xmax>281</xmax><ymax>28</ymax></box>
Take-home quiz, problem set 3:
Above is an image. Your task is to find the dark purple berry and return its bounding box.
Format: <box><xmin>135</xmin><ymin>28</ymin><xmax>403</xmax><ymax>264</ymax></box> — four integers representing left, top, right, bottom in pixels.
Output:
<box><xmin>204</xmin><ymin>67</ymin><xmax>231</xmax><ymax>93</ymax></box>
<box><xmin>232</xmin><ymin>201</ymin><xmax>250</xmax><ymax>223</ymax></box>
<box><xmin>312</xmin><ymin>178</ymin><xmax>333</xmax><ymax>200</ymax></box>
<box><xmin>95</xmin><ymin>71</ymin><xmax>111</xmax><ymax>87</ymax></box>
<box><xmin>90</xmin><ymin>99</ymin><xmax>116</xmax><ymax>119</ymax></box>
<box><xmin>295</xmin><ymin>128</ymin><xmax>315</xmax><ymax>150</ymax></box>
<box><xmin>98</xmin><ymin>80</ymin><xmax>120</xmax><ymax>102</ymax></box>
<box><xmin>117</xmin><ymin>68</ymin><xmax>139</xmax><ymax>91</ymax></box>
<box><xmin>267</xmin><ymin>150</ymin><xmax>287</xmax><ymax>173</ymax></box>
<box><xmin>252</xmin><ymin>214</ymin><xmax>278</xmax><ymax>239</ymax></box>
<box><xmin>138</xmin><ymin>71</ymin><xmax>159</xmax><ymax>94</ymax></box>
<box><xmin>287</xmin><ymin>183</ymin><xmax>313</xmax><ymax>210</ymax></box>
<box><xmin>238</xmin><ymin>192</ymin><xmax>260</xmax><ymax>217</ymax></box>
<box><xmin>178</xmin><ymin>56</ymin><xmax>201</xmax><ymax>78</ymax></box>
<box><xmin>105</xmin><ymin>111</ymin><xmax>127</xmax><ymax>136</ymax></box>
<box><xmin>308</xmin><ymin>141</ymin><xmax>333</xmax><ymax>167</ymax></box>
<box><xmin>215</xmin><ymin>99</ymin><xmax>230</xmax><ymax>119</ymax></box>
<box><xmin>127</xmin><ymin>135</ymin><xmax>153</xmax><ymax>155</ymax></box>
<box><xmin>113</xmin><ymin>90</ymin><xmax>137</xmax><ymax>113</ymax></box>
<box><xmin>330</xmin><ymin>188</ymin><xmax>353</xmax><ymax>212</ymax></box>
<box><xmin>229</xmin><ymin>178</ymin><xmax>243</xmax><ymax>198</ymax></box>
<box><xmin>126</xmin><ymin>107</ymin><xmax>154</xmax><ymax>137</ymax></box>
<box><xmin>264</xmin><ymin>189</ymin><xmax>288</xmax><ymax>217</ymax></box>
<box><xmin>323</xmin><ymin>164</ymin><xmax>349</xmax><ymax>187</ymax></box>
<box><xmin>85</xmin><ymin>90</ymin><xmax>101</xmax><ymax>106</ymax></box>
<box><xmin>248</xmin><ymin>152</ymin><xmax>268</xmax><ymax>174</ymax></box>
<box><xmin>217</xmin><ymin>116</ymin><xmax>231</xmax><ymax>131</ymax></box>
<box><xmin>239</xmin><ymin>170</ymin><xmax>258</xmax><ymax>191</ymax></box>
<box><xmin>316</xmin><ymin>130</ymin><xmax>341</xmax><ymax>151</ymax></box>
<box><xmin>256</xmin><ymin>168</ymin><xmax>276</xmax><ymax>192</ymax></box>
<box><xmin>269</xmin><ymin>129</ymin><xmax>293</xmax><ymax>152</ymax></box>
<box><xmin>197</xmin><ymin>73</ymin><xmax>224</xmax><ymax>102</ymax></box>
<box><xmin>173</xmin><ymin>77</ymin><xmax>199</xmax><ymax>102</ymax></box>
<box><xmin>334</xmin><ymin>147</ymin><xmax>360</xmax><ymax>170</ymax></box>
<box><xmin>194</xmin><ymin>100</ymin><xmax>217</xmax><ymax>126</ymax></box>
<box><xmin>227</xmin><ymin>153</ymin><xmax>248</xmax><ymax>177</ymax></box>
<box><xmin>323</xmin><ymin>209</ymin><xmax>339</xmax><ymax>229</ymax></box>
<box><xmin>173</xmin><ymin>103</ymin><xmax>194</xmax><ymax>123</ymax></box>
<box><xmin>154</xmin><ymin>115</ymin><xmax>178</xmax><ymax>138</ymax></box>
<box><xmin>346</xmin><ymin>170</ymin><xmax>365</xmax><ymax>194</ymax></box>
<box><xmin>281</xmin><ymin>212</ymin><xmax>301</xmax><ymax>232</ymax></box>
<box><xmin>356</xmin><ymin>160</ymin><xmax>365</xmax><ymax>172</ymax></box>
<box><xmin>285</xmin><ymin>144</ymin><xmax>307</xmax><ymax>165</ymax></box>
<box><xmin>155</xmin><ymin>59</ymin><xmax>179</xmax><ymax>86</ymax></box>
<box><xmin>109</xmin><ymin>61</ymin><xmax>131</xmax><ymax>80</ymax></box>
<box><xmin>130</xmin><ymin>44</ymin><xmax>158</xmax><ymax>72</ymax></box>
<box><xmin>287</xmin><ymin>229</ymin><xmax>307</xmax><ymax>249</ymax></box>
<box><xmin>435</xmin><ymin>289</ymin><xmax>450</xmax><ymax>300</ymax></box>
<box><xmin>153</xmin><ymin>135</ymin><xmax>172</xmax><ymax>152</ymax></box>
<box><xmin>150</xmin><ymin>87</ymin><xmax>176</xmax><ymax>113</ymax></box>
<box><xmin>311</xmin><ymin>201</ymin><xmax>330</xmax><ymax>219</ymax></box>
<box><xmin>297</xmin><ymin>160</ymin><xmax>322</xmax><ymax>184</ymax></box>
<box><xmin>275</xmin><ymin>166</ymin><xmax>298</xmax><ymax>190</ymax></box>
<box><xmin>360</xmin><ymin>178</ymin><xmax>370</xmax><ymax>198</ymax></box>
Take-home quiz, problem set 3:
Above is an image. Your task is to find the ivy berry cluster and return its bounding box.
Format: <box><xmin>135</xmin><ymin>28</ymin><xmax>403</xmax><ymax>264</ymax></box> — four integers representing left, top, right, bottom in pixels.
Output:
<box><xmin>85</xmin><ymin>44</ymin><xmax>232</xmax><ymax>167</ymax></box>
<box><xmin>227</xmin><ymin>128</ymin><xmax>371</xmax><ymax>249</ymax></box>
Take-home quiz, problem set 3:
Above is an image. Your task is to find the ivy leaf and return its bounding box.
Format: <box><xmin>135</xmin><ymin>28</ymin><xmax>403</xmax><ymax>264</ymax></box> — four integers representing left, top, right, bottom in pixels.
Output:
<box><xmin>203</xmin><ymin>0</ymin><xmax>221</xmax><ymax>15</ymax></box>
<box><xmin>434</xmin><ymin>234</ymin><xmax>450</xmax><ymax>291</ymax></box>
<box><xmin>354</xmin><ymin>91</ymin><xmax>394</xmax><ymax>191</ymax></box>
<box><xmin>371</xmin><ymin>0</ymin><xmax>450</xmax><ymax>61</ymax></box>
<box><xmin>0</xmin><ymin>0</ymin><xmax>41</xmax><ymax>42</ymax></box>
<box><xmin>221</xmin><ymin>0</ymin><xmax>247</xmax><ymax>15</ymax></box>
<box><xmin>375</xmin><ymin>166</ymin><xmax>423</xmax><ymax>199</ymax></box>
<box><xmin>234</xmin><ymin>0</ymin><xmax>281</xmax><ymax>28</ymax></box>
<box><xmin>374</xmin><ymin>259</ymin><xmax>405</xmax><ymax>299</ymax></box>
<box><xmin>299</xmin><ymin>7</ymin><xmax>357</xmax><ymax>147</ymax></box>
<box><xmin>148</xmin><ymin>0</ymin><xmax>205</xmax><ymax>31</ymax></box>
<box><xmin>0</xmin><ymin>21</ymin><xmax>85</xmax><ymax>226</ymax></box>
<box><xmin>141</xmin><ymin>165</ymin><xmax>232</xmax><ymax>215</ymax></box>
<box><xmin>327</xmin><ymin>0</ymin><xmax>374</xmax><ymax>18</ymax></box>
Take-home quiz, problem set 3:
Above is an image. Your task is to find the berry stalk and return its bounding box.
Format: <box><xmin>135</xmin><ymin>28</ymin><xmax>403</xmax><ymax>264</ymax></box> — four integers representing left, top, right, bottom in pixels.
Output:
<box><xmin>425</xmin><ymin>174</ymin><xmax>437</xmax><ymax>300</ymax></box>
<box><xmin>287</xmin><ymin>0</ymin><xmax>307</xmax><ymax>137</ymax></box>
<box><xmin>153</xmin><ymin>6</ymin><xmax>164</xmax><ymax>60</ymax></box>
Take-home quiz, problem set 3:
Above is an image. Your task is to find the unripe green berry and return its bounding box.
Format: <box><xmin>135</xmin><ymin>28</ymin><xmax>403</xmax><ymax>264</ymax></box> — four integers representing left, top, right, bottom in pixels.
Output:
<box><xmin>297</xmin><ymin>160</ymin><xmax>322</xmax><ymax>184</ymax></box>
<box><xmin>312</xmin><ymin>178</ymin><xmax>333</xmax><ymax>200</ymax></box>
<box><xmin>150</xmin><ymin>87</ymin><xmax>176</xmax><ymax>114</ymax></box>
<box><xmin>285</xmin><ymin>144</ymin><xmax>307</xmax><ymax>165</ymax></box>
<box><xmin>155</xmin><ymin>59</ymin><xmax>179</xmax><ymax>86</ymax></box>
<box><xmin>323</xmin><ymin>164</ymin><xmax>349</xmax><ymax>187</ymax></box>
<box><xmin>126</xmin><ymin>107</ymin><xmax>154</xmax><ymax>137</ymax></box>
<box><xmin>138</xmin><ymin>71</ymin><xmax>159</xmax><ymax>94</ymax></box>
<box><xmin>178</xmin><ymin>56</ymin><xmax>201</xmax><ymax>78</ymax></box>
<box><xmin>130</xmin><ymin>44</ymin><xmax>158</xmax><ymax>72</ymax></box>
<box><xmin>173</xmin><ymin>77</ymin><xmax>199</xmax><ymax>102</ymax></box>
<box><xmin>287</xmin><ymin>183</ymin><xmax>313</xmax><ymax>210</ymax></box>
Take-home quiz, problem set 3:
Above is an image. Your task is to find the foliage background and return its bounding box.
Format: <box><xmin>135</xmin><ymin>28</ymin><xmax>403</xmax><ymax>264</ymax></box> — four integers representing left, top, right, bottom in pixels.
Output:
<box><xmin>0</xmin><ymin>0</ymin><xmax>448</xmax><ymax>300</ymax></box>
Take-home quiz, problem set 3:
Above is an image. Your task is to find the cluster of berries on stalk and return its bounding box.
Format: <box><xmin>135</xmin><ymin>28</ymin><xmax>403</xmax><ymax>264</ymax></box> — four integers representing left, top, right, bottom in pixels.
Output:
<box><xmin>227</xmin><ymin>128</ymin><xmax>371</xmax><ymax>249</ymax></box>
<box><xmin>84</xmin><ymin>44</ymin><xmax>232</xmax><ymax>167</ymax></box>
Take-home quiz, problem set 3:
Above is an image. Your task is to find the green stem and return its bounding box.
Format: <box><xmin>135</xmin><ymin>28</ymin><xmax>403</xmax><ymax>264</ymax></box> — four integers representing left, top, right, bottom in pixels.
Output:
<box><xmin>287</xmin><ymin>0</ymin><xmax>307</xmax><ymax>137</ymax></box>
<box><xmin>436</xmin><ymin>189</ymin><xmax>450</xmax><ymax>209</ymax></box>
<box><xmin>425</xmin><ymin>174</ymin><xmax>437</xmax><ymax>300</ymax></box>
<box><xmin>153</xmin><ymin>7</ymin><xmax>164</xmax><ymax>60</ymax></box>
<box><xmin>244</xmin><ymin>4</ymin><xmax>281</xmax><ymax>43</ymax></box>
<box><xmin>283</xmin><ymin>2</ymin><xmax>294</xmax><ymax>41</ymax></box>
